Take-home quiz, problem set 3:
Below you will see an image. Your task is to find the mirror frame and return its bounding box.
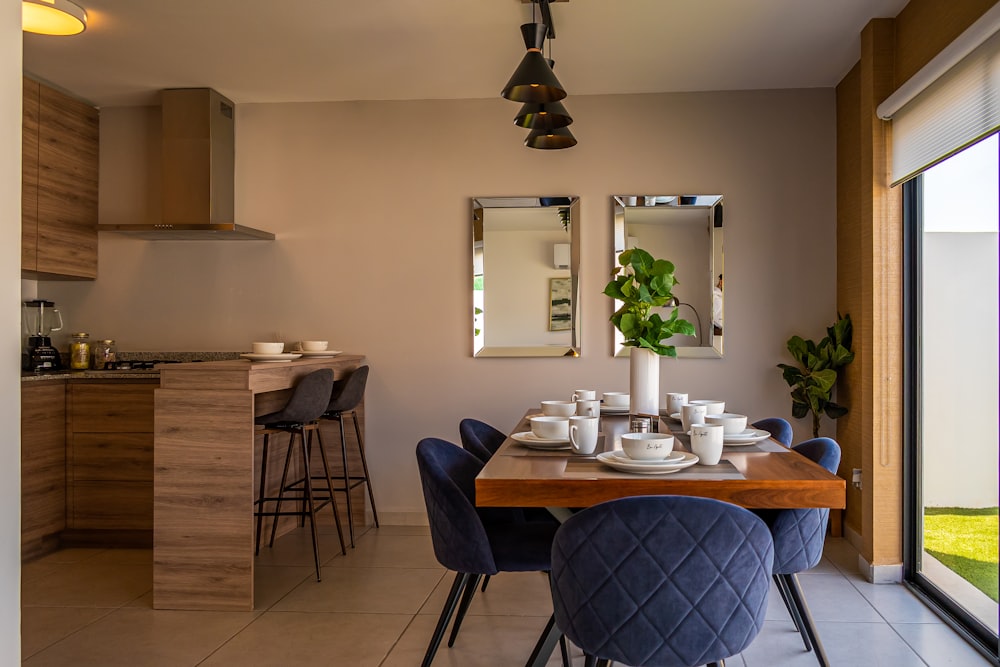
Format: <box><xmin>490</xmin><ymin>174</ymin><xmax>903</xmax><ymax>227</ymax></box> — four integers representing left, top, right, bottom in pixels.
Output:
<box><xmin>611</xmin><ymin>195</ymin><xmax>724</xmax><ymax>359</ymax></box>
<box><xmin>473</xmin><ymin>196</ymin><xmax>581</xmax><ymax>358</ymax></box>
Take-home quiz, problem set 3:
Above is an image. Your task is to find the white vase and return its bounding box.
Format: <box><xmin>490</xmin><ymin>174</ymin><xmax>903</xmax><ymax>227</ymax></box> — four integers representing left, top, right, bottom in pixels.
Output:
<box><xmin>629</xmin><ymin>347</ymin><xmax>660</xmax><ymax>416</ymax></box>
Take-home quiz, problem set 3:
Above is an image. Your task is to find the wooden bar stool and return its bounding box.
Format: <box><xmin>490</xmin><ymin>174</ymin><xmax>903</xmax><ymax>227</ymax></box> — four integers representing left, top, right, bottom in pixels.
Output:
<box><xmin>254</xmin><ymin>368</ymin><xmax>347</xmax><ymax>580</ymax></box>
<box><xmin>317</xmin><ymin>365</ymin><xmax>378</xmax><ymax>547</ymax></box>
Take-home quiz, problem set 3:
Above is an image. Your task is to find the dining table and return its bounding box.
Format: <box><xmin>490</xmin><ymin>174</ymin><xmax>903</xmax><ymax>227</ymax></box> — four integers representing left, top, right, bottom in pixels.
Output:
<box><xmin>474</xmin><ymin>408</ymin><xmax>846</xmax><ymax>667</ymax></box>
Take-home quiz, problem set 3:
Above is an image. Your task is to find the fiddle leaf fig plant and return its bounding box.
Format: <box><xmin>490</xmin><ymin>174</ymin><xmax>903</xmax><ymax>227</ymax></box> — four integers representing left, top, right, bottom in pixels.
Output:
<box><xmin>777</xmin><ymin>313</ymin><xmax>855</xmax><ymax>437</ymax></box>
<box><xmin>603</xmin><ymin>248</ymin><xmax>696</xmax><ymax>358</ymax></box>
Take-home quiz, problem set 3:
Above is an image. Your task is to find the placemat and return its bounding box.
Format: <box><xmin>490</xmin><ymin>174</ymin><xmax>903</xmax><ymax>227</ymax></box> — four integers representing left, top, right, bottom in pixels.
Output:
<box><xmin>564</xmin><ymin>458</ymin><xmax>745</xmax><ymax>480</ymax></box>
<box><xmin>666</xmin><ymin>425</ymin><xmax>787</xmax><ymax>454</ymax></box>
<box><xmin>501</xmin><ymin>435</ymin><xmax>605</xmax><ymax>457</ymax></box>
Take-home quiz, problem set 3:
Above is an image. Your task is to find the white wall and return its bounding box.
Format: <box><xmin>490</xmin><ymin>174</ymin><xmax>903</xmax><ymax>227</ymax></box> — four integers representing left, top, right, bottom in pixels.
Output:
<box><xmin>3</xmin><ymin>2</ymin><xmax>23</xmax><ymax>660</ymax></box>
<box><xmin>39</xmin><ymin>89</ymin><xmax>838</xmax><ymax>522</ymax></box>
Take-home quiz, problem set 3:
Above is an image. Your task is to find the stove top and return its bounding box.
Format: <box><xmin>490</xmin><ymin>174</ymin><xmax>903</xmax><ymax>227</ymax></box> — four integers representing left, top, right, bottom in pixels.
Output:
<box><xmin>101</xmin><ymin>359</ymin><xmax>184</xmax><ymax>371</ymax></box>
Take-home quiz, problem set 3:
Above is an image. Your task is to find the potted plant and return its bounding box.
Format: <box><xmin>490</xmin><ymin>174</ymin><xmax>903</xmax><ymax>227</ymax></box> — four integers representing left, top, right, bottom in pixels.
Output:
<box><xmin>777</xmin><ymin>314</ymin><xmax>854</xmax><ymax>437</ymax></box>
<box><xmin>604</xmin><ymin>248</ymin><xmax>695</xmax><ymax>414</ymax></box>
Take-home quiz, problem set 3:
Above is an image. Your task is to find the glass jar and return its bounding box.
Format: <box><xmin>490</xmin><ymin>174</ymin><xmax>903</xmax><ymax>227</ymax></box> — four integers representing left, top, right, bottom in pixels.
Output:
<box><xmin>93</xmin><ymin>339</ymin><xmax>116</xmax><ymax>370</ymax></box>
<box><xmin>69</xmin><ymin>333</ymin><xmax>90</xmax><ymax>370</ymax></box>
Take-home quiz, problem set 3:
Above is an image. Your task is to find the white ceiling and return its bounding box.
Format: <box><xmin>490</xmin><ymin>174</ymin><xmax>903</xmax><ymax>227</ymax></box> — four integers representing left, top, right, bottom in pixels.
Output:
<box><xmin>22</xmin><ymin>0</ymin><xmax>909</xmax><ymax>108</ymax></box>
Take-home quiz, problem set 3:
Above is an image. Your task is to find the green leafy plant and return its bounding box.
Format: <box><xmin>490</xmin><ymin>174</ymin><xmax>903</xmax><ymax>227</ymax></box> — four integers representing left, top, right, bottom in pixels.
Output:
<box><xmin>777</xmin><ymin>314</ymin><xmax>854</xmax><ymax>437</ymax></box>
<box><xmin>603</xmin><ymin>248</ymin><xmax>695</xmax><ymax>357</ymax></box>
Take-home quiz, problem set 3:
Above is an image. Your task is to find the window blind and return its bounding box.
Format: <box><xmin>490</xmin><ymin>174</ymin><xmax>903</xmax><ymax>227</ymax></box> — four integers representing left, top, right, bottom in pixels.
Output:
<box><xmin>881</xmin><ymin>9</ymin><xmax>1000</xmax><ymax>185</ymax></box>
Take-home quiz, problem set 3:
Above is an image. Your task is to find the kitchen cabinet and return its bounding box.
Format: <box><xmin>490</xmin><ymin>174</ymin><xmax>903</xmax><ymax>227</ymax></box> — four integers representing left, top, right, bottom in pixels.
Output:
<box><xmin>65</xmin><ymin>380</ymin><xmax>155</xmax><ymax>545</ymax></box>
<box><xmin>22</xmin><ymin>77</ymin><xmax>99</xmax><ymax>281</ymax></box>
<box><xmin>21</xmin><ymin>381</ymin><xmax>66</xmax><ymax>561</ymax></box>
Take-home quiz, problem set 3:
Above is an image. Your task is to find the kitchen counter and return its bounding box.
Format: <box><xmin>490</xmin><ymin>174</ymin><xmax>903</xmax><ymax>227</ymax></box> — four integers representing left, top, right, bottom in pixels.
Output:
<box><xmin>22</xmin><ymin>369</ymin><xmax>160</xmax><ymax>381</ymax></box>
<box><xmin>21</xmin><ymin>352</ymin><xmax>242</xmax><ymax>382</ymax></box>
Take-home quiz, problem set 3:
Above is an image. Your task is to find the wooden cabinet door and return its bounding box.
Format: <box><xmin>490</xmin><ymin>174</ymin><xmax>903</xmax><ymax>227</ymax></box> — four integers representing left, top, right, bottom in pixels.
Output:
<box><xmin>22</xmin><ymin>78</ymin><xmax>39</xmax><ymax>272</ymax></box>
<box><xmin>35</xmin><ymin>83</ymin><xmax>99</xmax><ymax>280</ymax></box>
<box><xmin>21</xmin><ymin>381</ymin><xmax>66</xmax><ymax>560</ymax></box>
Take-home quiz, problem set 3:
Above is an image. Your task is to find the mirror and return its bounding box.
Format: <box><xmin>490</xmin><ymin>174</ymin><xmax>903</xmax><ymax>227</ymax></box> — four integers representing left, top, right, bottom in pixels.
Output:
<box><xmin>612</xmin><ymin>195</ymin><xmax>724</xmax><ymax>358</ymax></box>
<box><xmin>473</xmin><ymin>196</ymin><xmax>580</xmax><ymax>357</ymax></box>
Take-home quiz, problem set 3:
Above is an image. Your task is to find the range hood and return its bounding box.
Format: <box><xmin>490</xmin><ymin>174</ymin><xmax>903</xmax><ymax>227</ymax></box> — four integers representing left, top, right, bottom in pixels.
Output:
<box><xmin>98</xmin><ymin>88</ymin><xmax>274</xmax><ymax>240</ymax></box>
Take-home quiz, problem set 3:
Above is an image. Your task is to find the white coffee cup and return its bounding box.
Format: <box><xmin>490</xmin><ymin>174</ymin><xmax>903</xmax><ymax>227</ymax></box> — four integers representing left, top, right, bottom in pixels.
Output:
<box><xmin>689</xmin><ymin>399</ymin><xmax>726</xmax><ymax>415</ymax></box>
<box><xmin>576</xmin><ymin>399</ymin><xmax>601</xmax><ymax>418</ymax></box>
<box><xmin>620</xmin><ymin>433</ymin><xmax>674</xmax><ymax>460</ymax></box>
<box><xmin>602</xmin><ymin>392</ymin><xmax>630</xmax><ymax>408</ymax></box>
<box><xmin>572</xmin><ymin>389</ymin><xmax>596</xmax><ymax>401</ymax></box>
<box><xmin>681</xmin><ymin>403</ymin><xmax>708</xmax><ymax>432</ymax></box>
<box><xmin>252</xmin><ymin>341</ymin><xmax>285</xmax><ymax>354</ymax></box>
<box><xmin>530</xmin><ymin>416</ymin><xmax>569</xmax><ymax>440</ymax></box>
<box><xmin>541</xmin><ymin>400</ymin><xmax>577</xmax><ymax>417</ymax></box>
<box><xmin>569</xmin><ymin>416</ymin><xmax>600</xmax><ymax>455</ymax></box>
<box><xmin>299</xmin><ymin>340</ymin><xmax>328</xmax><ymax>351</ymax></box>
<box><xmin>690</xmin><ymin>423</ymin><xmax>725</xmax><ymax>465</ymax></box>
<box><xmin>704</xmin><ymin>412</ymin><xmax>748</xmax><ymax>435</ymax></box>
<box><xmin>665</xmin><ymin>392</ymin><xmax>688</xmax><ymax>415</ymax></box>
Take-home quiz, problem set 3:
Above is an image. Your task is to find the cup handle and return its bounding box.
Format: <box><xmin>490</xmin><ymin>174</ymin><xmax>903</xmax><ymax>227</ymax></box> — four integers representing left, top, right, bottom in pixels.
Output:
<box><xmin>569</xmin><ymin>425</ymin><xmax>579</xmax><ymax>452</ymax></box>
<box><xmin>571</xmin><ymin>393</ymin><xmax>579</xmax><ymax>402</ymax></box>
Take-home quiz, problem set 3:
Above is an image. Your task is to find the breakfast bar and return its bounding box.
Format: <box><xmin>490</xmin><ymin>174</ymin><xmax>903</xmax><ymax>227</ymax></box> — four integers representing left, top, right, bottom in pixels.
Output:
<box><xmin>152</xmin><ymin>354</ymin><xmax>367</xmax><ymax>611</ymax></box>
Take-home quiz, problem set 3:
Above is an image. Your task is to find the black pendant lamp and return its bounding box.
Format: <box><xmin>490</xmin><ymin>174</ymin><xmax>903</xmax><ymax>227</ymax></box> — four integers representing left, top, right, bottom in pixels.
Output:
<box><xmin>525</xmin><ymin>125</ymin><xmax>577</xmax><ymax>150</ymax></box>
<box><xmin>514</xmin><ymin>58</ymin><xmax>572</xmax><ymax>130</ymax></box>
<box><xmin>501</xmin><ymin>23</ymin><xmax>566</xmax><ymax>103</ymax></box>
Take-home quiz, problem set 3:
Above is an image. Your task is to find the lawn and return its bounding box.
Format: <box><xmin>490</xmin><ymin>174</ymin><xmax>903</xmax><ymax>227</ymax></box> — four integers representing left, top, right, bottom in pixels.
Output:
<box><xmin>924</xmin><ymin>507</ymin><xmax>999</xmax><ymax>602</ymax></box>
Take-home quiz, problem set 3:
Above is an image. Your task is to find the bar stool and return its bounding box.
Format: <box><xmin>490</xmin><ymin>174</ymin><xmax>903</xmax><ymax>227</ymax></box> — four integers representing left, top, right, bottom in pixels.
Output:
<box><xmin>317</xmin><ymin>365</ymin><xmax>378</xmax><ymax>547</ymax></box>
<box><xmin>254</xmin><ymin>368</ymin><xmax>347</xmax><ymax>581</ymax></box>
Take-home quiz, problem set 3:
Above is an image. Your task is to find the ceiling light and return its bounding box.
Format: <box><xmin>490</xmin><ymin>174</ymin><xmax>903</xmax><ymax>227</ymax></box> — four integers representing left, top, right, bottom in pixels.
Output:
<box><xmin>514</xmin><ymin>58</ymin><xmax>573</xmax><ymax>130</ymax></box>
<box><xmin>501</xmin><ymin>22</ymin><xmax>566</xmax><ymax>103</ymax></box>
<box><xmin>22</xmin><ymin>0</ymin><xmax>87</xmax><ymax>36</ymax></box>
<box><xmin>525</xmin><ymin>126</ymin><xmax>577</xmax><ymax>150</ymax></box>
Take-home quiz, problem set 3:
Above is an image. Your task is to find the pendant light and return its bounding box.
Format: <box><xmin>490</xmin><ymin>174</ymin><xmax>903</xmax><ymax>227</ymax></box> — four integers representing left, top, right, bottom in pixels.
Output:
<box><xmin>514</xmin><ymin>59</ymin><xmax>573</xmax><ymax>130</ymax></box>
<box><xmin>22</xmin><ymin>0</ymin><xmax>87</xmax><ymax>36</ymax></box>
<box><xmin>501</xmin><ymin>22</ymin><xmax>566</xmax><ymax>103</ymax></box>
<box><xmin>525</xmin><ymin>126</ymin><xmax>577</xmax><ymax>150</ymax></box>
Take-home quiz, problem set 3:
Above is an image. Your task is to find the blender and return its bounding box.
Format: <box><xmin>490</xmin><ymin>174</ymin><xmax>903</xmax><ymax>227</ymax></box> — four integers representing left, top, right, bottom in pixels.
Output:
<box><xmin>22</xmin><ymin>300</ymin><xmax>64</xmax><ymax>371</ymax></box>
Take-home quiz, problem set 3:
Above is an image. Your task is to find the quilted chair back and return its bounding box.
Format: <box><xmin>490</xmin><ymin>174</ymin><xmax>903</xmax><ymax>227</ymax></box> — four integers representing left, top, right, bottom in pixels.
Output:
<box><xmin>769</xmin><ymin>437</ymin><xmax>841</xmax><ymax>574</ymax></box>
<box><xmin>550</xmin><ymin>495</ymin><xmax>773</xmax><ymax>667</ymax></box>
<box><xmin>416</xmin><ymin>438</ymin><xmax>498</xmax><ymax>575</ymax></box>
<box><xmin>750</xmin><ymin>417</ymin><xmax>793</xmax><ymax>447</ymax></box>
<box><xmin>459</xmin><ymin>418</ymin><xmax>507</xmax><ymax>463</ymax></box>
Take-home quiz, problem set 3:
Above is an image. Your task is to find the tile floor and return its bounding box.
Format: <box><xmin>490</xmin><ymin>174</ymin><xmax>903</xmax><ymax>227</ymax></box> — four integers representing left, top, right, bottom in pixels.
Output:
<box><xmin>21</xmin><ymin>526</ymin><xmax>993</xmax><ymax>666</ymax></box>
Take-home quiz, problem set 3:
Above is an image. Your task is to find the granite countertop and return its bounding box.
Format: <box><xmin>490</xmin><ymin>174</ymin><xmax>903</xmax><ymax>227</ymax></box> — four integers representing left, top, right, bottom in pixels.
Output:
<box><xmin>21</xmin><ymin>351</ymin><xmax>242</xmax><ymax>382</ymax></box>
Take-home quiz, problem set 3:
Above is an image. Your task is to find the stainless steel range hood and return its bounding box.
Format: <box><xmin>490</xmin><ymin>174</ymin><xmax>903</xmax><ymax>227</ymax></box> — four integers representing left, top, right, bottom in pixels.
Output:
<box><xmin>98</xmin><ymin>88</ymin><xmax>274</xmax><ymax>241</ymax></box>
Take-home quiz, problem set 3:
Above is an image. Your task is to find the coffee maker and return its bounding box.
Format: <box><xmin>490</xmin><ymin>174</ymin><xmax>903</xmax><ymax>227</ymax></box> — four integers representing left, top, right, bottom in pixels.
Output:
<box><xmin>22</xmin><ymin>299</ymin><xmax>64</xmax><ymax>372</ymax></box>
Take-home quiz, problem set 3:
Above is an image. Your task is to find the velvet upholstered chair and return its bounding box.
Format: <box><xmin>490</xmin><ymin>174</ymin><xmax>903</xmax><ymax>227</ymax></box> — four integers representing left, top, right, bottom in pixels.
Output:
<box><xmin>459</xmin><ymin>417</ymin><xmax>506</xmax><ymax>463</ymax></box>
<box><xmin>549</xmin><ymin>495</ymin><xmax>774</xmax><ymax>667</ymax></box>
<box><xmin>415</xmin><ymin>437</ymin><xmax>565</xmax><ymax>667</ymax></box>
<box><xmin>751</xmin><ymin>416</ymin><xmax>794</xmax><ymax>447</ymax></box>
<box><xmin>756</xmin><ymin>437</ymin><xmax>841</xmax><ymax>667</ymax></box>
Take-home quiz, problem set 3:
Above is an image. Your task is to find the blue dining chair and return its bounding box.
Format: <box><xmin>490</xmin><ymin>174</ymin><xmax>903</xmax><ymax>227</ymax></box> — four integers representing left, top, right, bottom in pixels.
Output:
<box><xmin>751</xmin><ymin>417</ymin><xmax>793</xmax><ymax>447</ymax></box>
<box><xmin>757</xmin><ymin>437</ymin><xmax>841</xmax><ymax>666</ymax></box>
<box><xmin>549</xmin><ymin>495</ymin><xmax>774</xmax><ymax>667</ymax></box>
<box><xmin>415</xmin><ymin>437</ymin><xmax>566</xmax><ymax>667</ymax></box>
<box><xmin>459</xmin><ymin>417</ymin><xmax>506</xmax><ymax>463</ymax></box>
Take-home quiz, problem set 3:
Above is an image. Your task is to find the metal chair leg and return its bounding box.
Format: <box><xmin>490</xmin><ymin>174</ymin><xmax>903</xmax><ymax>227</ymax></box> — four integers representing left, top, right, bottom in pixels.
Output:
<box><xmin>268</xmin><ymin>431</ymin><xmax>297</xmax><ymax>548</ymax></box>
<box><xmin>447</xmin><ymin>573</ymin><xmax>482</xmax><ymax>647</ymax></box>
<box><xmin>422</xmin><ymin>572</ymin><xmax>470</xmax><ymax>667</ymax></box>
<box><xmin>775</xmin><ymin>573</ymin><xmax>812</xmax><ymax>651</ymax></box>
<box><xmin>254</xmin><ymin>434</ymin><xmax>270</xmax><ymax>555</ymax></box>
<box><xmin>313</xmin><ymin>427</ymin><xmax>347</xmax><ymax>555</ymax></box>
<box><xmin>480</xmin><ymin>574</ymin><xmax>490</xmax><ymax>592</ymax></box>
<box><xmin>582</xmin><ymin>655</ymin><xmax>598</xmax><ymax>667</ymax></box>
<box><xmin>352</xmin><ymin>409</ymin><xmax>379</xmax><ymax>526</ymax></box>
<box><xmin>558</xmin><ymin>634</ymin><xmax>571</xmax><ymax>667</ymax></box>
<box><xmin>337</xmin><ymin>416</ymin><xmax>356</xmax><ymax>547</ymax></box>
<box><xmin>299</xmin><ymin>430</ymin><xmax>323</xmax><ymax>581</ymax></box>
<box><xmin>782</xmin><ymin>573</ymin><xmax>829</xmax><ymax>666</ymax></box>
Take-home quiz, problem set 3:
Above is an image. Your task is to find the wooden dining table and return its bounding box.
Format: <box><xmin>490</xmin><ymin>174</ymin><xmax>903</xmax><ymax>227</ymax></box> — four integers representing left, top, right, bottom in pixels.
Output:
<box><xmin>474</xmin><ymin>409</ymin><xmax>846</xmax><ymax>667</ymax></box>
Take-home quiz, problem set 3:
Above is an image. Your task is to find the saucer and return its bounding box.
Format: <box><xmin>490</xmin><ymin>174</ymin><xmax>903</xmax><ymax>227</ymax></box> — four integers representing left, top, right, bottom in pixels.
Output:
<box><xmin>600</xmin><ymin>405</ymin><xmax>630</xmax><ymax>414</ymax></box>
<box><xmin>510</xmin><ymin>431</ymin><xmax>570</xmax><ymax>447</ymax></box>
<box><xmin>240</xmin><ymin>353</ymin><xmax>303</xmax><ymax>362</ymax></box>
<box><xmin>610</xmin><ymin>451</ymin><xmax>685</xmax><ymax>465</ymax></box>
<box><xmin>723</xmin><ymin>428</ymin><xmax>771</xmax><ymax>444</ymax></box>
<box><xmin>596</xmin><ymin>451</ymin><xmax>698</xmax><ymax>474</ymax></box>
<box><xmin>292</xmin><ymin>349</ymin><xmax>343</xmax><ymax>357</ymax></box>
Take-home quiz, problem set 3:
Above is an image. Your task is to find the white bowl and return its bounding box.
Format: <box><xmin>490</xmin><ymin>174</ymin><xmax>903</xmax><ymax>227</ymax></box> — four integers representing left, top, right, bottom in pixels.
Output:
<box><xmin>689</xmin><ymin>399</ymin><xmax>726</xmax><ymax>415</ymax></box>
<box><xmin>252</xmin><ymin>341</ymin><xmax>285</xmax><ymax>354</ymax></box>
<box><xmin>541</xmin><ymin>400</ymin><xmax>577</xmax><ymax>417</ymax></box>
<box><xmin>705</xmin><ymin>412</ymin><xmax>748</xmax><ymax>435</ymax></box>
<box><xmin>602</xmin><ymin>392</ymin><xmax>630</xmax><ymax>408</ymax></box>
<box><xmin>529</xmin><ymin>416</ymin><xmax>569</xmax><ymax>439</ymax></box>
<box><xmin>620</xmin><ymin>433</ymin><xmax>674</xmax><ymax>460</ymax></box>
<box><xmin>299</xmin><ymin>340</ymin><xmax>328</xmax><ymax>352</ymax></box>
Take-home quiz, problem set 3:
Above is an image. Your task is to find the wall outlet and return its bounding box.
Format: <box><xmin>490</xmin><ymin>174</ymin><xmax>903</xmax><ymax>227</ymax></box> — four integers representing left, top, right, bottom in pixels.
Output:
<box><xmin>852</xmin><ymin>468</ymin><xmax>863</xmax><ymax>490</ymax></box>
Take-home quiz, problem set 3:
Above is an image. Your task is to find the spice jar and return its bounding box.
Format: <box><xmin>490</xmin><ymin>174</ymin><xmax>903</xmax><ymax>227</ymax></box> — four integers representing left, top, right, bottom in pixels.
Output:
<box><xmin>69</xmin><ymin>333</ymin><xmax>90</xmax><ymax>370</ymax></box>
<box><xmin>93</xmin><ymin>339</ymin><xmax>117</xmax><ymax>370</ymax></box>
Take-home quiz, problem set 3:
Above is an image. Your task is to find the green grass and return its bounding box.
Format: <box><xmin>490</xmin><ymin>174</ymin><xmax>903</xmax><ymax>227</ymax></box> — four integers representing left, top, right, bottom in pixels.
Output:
<box><xmin>924</xmin><ymin>507</ymin><xmax>998</xmax><ymax>602</ymax></box>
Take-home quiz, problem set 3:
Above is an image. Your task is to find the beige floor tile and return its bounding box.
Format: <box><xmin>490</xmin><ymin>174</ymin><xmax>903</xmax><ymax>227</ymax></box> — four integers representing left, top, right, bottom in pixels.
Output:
<box><xmin>361</xmin><ymin>525</ymin><xmax>430</xmax><ymax>536</ymax></box>
<box><xmin>326</xmin><ymin>532</ymin><xmax>442</xmax><ymax>569</ymax></box>
<box><xmin>85</xmin><ymin>549</ymin><xmax>152</xmax><ymax>566</ymax></box>
<box><xmin>20</xmin><ymin>606</ymin><xmax>113</xmax><ymax>658</ymax></box>
<box><xmin>253</xmin><ymin>565</ymin><xmax>315</xmax><ymax>610</ymax></box>
<box><xmin>382</xmin><ymin>613</ymin><xmax>569</xmax><ymax>667</ymax></box>
<box><xmin>272</xmin><ymin>566</ymin><xmax>445</xmax><ymax>614</ymax></box>
<box><xmin>420</xmin><ymin>571</ymin><xmax>553</xmax><ymax>617</ymax></box>
<box><xmin>21</xmin><ymin>562</ymin><xmax>152</xmax><ymax>608</ymax></box>
<box><xmin>28</xmin><ymin>548</ymin><xmax>107</xmax><ymax>565</ymax></box>
<box><xmin>22</xmin><ymin>607</ymin><xmax>258</xmax><ymax>667</ymax></box>
<box><xmin>251</xmin><ymin>528</ymin><xmax>348</xmax><ymax>568</ymax></box>
<box><xmin>199</xmin><ymin>611</ymin><xmax>411</xmax><ymax>667</ymax></box>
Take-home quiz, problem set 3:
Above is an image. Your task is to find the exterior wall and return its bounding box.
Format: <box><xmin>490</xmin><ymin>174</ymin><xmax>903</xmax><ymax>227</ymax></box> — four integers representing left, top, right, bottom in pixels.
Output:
<box><xmin>40</xmin><ymin>89</ymin><xmax>838</xmax><ymax>522</ymax></box>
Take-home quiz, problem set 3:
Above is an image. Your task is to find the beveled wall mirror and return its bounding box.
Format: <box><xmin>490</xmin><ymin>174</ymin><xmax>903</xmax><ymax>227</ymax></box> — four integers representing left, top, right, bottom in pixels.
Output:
<box><xmin>612</xmin><ymin>195</ymin><xmax>724</xmax><ymax>358</ymax></box>
<box><xmin>472</xmin><ymin>197</ymin><xmax>580</xmax><ymax>357</ymax></box>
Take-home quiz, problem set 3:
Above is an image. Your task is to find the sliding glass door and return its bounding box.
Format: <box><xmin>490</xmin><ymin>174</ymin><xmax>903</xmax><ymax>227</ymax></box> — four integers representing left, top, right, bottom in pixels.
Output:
<box><xmin>904</xmin><ymin>133</ymin><xmax>999</xmax><ymax>659</ymax></box>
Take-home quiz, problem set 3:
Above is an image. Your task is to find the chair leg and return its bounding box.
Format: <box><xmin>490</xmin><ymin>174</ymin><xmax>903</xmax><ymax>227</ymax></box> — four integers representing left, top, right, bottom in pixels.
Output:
<box><xmin>558</xmin><ymin>634</ymin><xmax>571</xmax><ymax>667</ymax></box>
<box><xmin>582</xmin><ymin>656</ymin><xmax>598</xmax><ymax>667</ymax></box>
<box><xmin>781</xmin><ymin>573</ymin><xmax>830</xmax><ymax>667</ymax></box>
<box><xmin>422</xmin><ymin>572</ymin><xmax>469</xmax><ymax>667</ymax></box>
<box><xmin>314</xmin><ymin>428</ymin><xmax>348</xmax><ymax>555</ymax></box>
<box><xmin>299</xmin><ymin>430</ymin><xmax>323</xmax><ymax>582</ymax></box>
<box><xmin>775</xmin><ymin>573</ymin><xmax>811</xmax><ymax>651</ymax></box>
<box><xmin>447</xmin><ymin>573</ymin><xmax>482</xmax><ymax>647</ymax></box>
<box><xmin>268</xmin><ymin>432</ymin><xmax>297</xmax><ymax>547</ymax></box>
<box><xmin>524</xmin><ymin>615</ymin><xmax>563</xmax><ymax>667</ymax></box>
<box><xmin>254</xmin><ymin>434</ymin><xmax>270</xmax><ymax>556</ymax></box>
<box><xmin>481</xmin><ymin>575</ymin><xmax>490</xmax><ymax>592</ymax></box>
<box><xmin>352</xmin><ymin>409</ymin><xmax>379</xmax><ymax>527</ymax></box>
<box><xmin>337</xmin><ymin>416</ymin><xmax>357</xmax><ymax>547</ymax></box>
